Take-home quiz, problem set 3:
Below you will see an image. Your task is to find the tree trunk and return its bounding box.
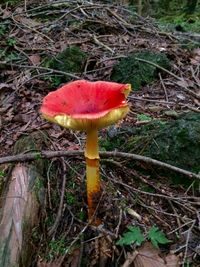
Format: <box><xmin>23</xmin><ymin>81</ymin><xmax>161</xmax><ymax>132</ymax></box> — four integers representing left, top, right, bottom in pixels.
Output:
<box><xmin>0</xmin><ymin>133</ymin><xmax>46</xmax><ymax>267</ymax></box>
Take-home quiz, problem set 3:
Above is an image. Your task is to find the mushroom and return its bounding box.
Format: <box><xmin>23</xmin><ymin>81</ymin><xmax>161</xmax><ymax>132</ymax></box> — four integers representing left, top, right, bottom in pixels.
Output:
<box><xmin>41</xmin><ymin>80</ymin><xmax>131</xmax><ymax>224</ymax></box>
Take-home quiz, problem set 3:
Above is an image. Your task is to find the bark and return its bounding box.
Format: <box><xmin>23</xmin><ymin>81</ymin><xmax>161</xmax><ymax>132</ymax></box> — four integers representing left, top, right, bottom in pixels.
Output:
<box><xmin>0</xmin><ymin>133</ymin><xmax>46</xmax><ymax>267</ymax></box>
<box><xmin>0</xmin><ymin>165</ymin><xmax>43</xmax><ymax>267</ymax></box>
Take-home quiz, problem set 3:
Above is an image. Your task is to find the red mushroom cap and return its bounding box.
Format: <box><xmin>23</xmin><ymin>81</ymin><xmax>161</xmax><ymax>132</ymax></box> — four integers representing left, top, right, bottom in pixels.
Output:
<box><xmin>41</xmin><ymin>80</ymin><xmax>131</xmax><ymax>130</ymax></box>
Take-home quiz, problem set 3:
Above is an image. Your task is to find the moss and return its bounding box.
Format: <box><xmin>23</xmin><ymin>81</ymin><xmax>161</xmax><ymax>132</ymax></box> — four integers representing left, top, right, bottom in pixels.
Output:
<box><xmin>111</xmin><ymin>51</ymin><xmax>170</xmax><ymax>90</ymax></box>
<box><xmin>143</xmin><ymin>113</ymin><xmax>200</xmax><ymax>173</ymax></box>
<box><xmin>13</xmin><ymin>132</ymin><xmax>49</xmax><ymax>173</ymax></box>
<box><xmin>47</xmin><ymin>46</ymin><xmax>87</xmax><ymax>73</ymax></box>
<box><xmin>158</xmin><ymin>14</ymin><xmax>200</xmax><ymax>34</ymax></box>
<box><xmin>152</xmin><ymin>0</ymin><xmax>200</xmax><ymax>34</ymax></box>
<box><xmin>44</xmin><ymin>46</ymin><xmax>87</xmax><ymax>86</ymax></box>
<box><xmin>101</xmin><ymin>113</ymin><xmax>200</xmax><ymax>186</ymax></box>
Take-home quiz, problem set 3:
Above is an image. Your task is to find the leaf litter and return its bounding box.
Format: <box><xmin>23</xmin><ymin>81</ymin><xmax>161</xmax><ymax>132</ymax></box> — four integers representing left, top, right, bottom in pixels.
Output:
<box><xmin>0</xmin><ymin>0</ymin><xmax>200</xmax><ymax>266</ymax></box>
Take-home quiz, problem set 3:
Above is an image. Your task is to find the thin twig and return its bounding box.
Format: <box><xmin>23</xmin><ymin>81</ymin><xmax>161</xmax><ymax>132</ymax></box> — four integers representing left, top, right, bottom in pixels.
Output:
<box><xmin>11</xmin><ymin>12</ymin><xmax>54</xmax><ymax>43</ymax></box>
<box><xmin>182</xmin><ymin>220</ymin><xmax>196</xmax><ymax>267</ymax></box>
<box><xmin>129</xmin><ymin>95</ymin><xmax>200</xmax><ymax>112</ymax></box>
<box><xmin>108</xmin><ymin>176</ymin><xmax>198</xmax><ymax>202</ymax></box>
<box><xmin>1</xmin><ymin>150</ymin><xmax>200</xmax><ymax>180</ymax></box>
<box><xmin>0</xmin><ymin>61</ymin><xmax>81</xmax><ymax>80</ymax></box>
<box><xmin>47</xmin><ymin>160</ymin><xmax>54</xmax><ymax>209</ymax></box>
<box><xmin>128</xmin><ymin>95</ymin><xmax>175</xmax><ymax>105</ymax></box>
<box><xmin>92</xmin><ymin>35</ymin><xmax>114</xmax><ymax>53</ymax></box>
<box><xmin>115</xmin><ymin>208</ymin><xmax>122</xmax><ymax>236</ymax></box>
<box><xmin>48</xmin><ymin>158</ymin><xmax>67</xmax><ymax>236</ymax></box>
<box><xmin>159</xmin><ymin>72</ymin><xmax>169</xmax><ymax>103</ymax></box>
<box><xmin>135</xmin><ymin>57</ymin><xmax>200</xmax><ymax>100</ymax></box>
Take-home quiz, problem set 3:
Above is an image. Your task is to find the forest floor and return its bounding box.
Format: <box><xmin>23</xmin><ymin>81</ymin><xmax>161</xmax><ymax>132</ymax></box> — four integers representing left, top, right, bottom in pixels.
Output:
<box><xmin>0</xmin><ymin>1</ymin><xmax>200</xmax><ymax>267</ymax></box>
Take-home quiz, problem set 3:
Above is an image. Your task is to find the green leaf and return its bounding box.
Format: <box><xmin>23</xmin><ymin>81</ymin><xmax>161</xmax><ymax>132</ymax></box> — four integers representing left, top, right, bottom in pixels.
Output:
<box><xmin>116</xmin><ymin>226</ymin><xmax>145</xmax><ymax>246</ymax></box>
<box><xmin>147</xmin><ymin>226</ymin><xmax>170</xmax><ymax>248</ymax></box>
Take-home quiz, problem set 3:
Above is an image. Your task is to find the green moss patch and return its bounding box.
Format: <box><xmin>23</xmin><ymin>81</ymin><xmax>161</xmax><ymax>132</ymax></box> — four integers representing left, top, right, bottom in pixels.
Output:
<box><xmin>111</xmin><ymin>51</ymin><xmax>170</xmax><ymax>90</ymax></box>
<box><xmin>44</xmin><ymin>46</ymin><xmax>87</xmax><ymax>86</ymax></box>
<box><xmin>101</xmin><ymin>112</ymin><xmax>200</xmax><ymax>186</ymax></box>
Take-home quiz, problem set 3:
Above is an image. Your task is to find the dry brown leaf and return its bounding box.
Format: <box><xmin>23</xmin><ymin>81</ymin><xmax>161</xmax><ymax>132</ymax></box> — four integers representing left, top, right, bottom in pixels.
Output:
<box><xmin>29</xmin><ymin>54</ymin><xmax>41</xmax><ymax>65</ymax></box>
<box><xmin>133</xmin><ymin>242</ymin><xmax>179</xmax><ymax>267</ymax></box>
<box><xmin>14</xmin><ymin>15</ymin><xmax>41</xmax><ymax>27</ymax></box>
<box><xmin>121</xmin><ymin>242</ymin><xmax>179</xmax><ymax>267</ymax></box>
<box><xmin>176</xmin><ymin>78</ymin><xmax>190</xmax><ymax>88</ymax></box>
<box><xmin>0</xmin><ymin>83</ymin><xmax>11</xmax><ymax>91</ymax></box>
<box><xmin>37</xmin><ymin>258</ymin><xmax>63</xmax><ymax>267</ymax></box>
<box><xmin>190</xmin><ymin>48</ymin><xmax>200</xmax><ymax>65</ymax></box>
<box><xmin>193</xmin><ymin>48</ymin><xmax>200</xmax><ymax>56</ymax></box>
<box><xmin>190</xmin><ymin>58</ymin><xmax>200</xmax><ymax>65</ymax></box>
<box><xmin>67</xmin><ymin>249</ymin><xmax>81</xmax><ymax>267</ymax></box>
<box><xmin>2</xmin><ymin>9</ymin><xmax>12</xmax><ymax>19</ymax></box>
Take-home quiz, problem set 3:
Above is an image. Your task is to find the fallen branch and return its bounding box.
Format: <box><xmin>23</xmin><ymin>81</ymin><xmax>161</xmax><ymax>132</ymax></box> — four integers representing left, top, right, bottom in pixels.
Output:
<box><xmin>0</xmin><ymin>61</ymin><xmax>81</xmax><ymax>80</ymax></box>
<box><xmin>1</xmin><ymin>150</ymin><xmax>200</xmax><ymax>180</ymax></box>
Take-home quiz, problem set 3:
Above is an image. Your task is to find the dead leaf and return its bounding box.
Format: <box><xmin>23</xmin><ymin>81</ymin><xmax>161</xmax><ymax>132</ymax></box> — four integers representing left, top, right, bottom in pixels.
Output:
<box><xmin>0</xmin><ymin>83</ymin><xmax>13</xmax><ymax>92</ymax></box>
<box><xmin>190</xmin><ymin>48</ymin><xmax>200</xmax><ymax>65</ymax></box>
<box><xmin>37</xmin><ymin>258</ymin><xmax>63</xmax><ymax>267</ymax></box>
<box><xmin>134</xmin><ymin>242</ymin><xmax>179</xmax><ymax>267</ymax></box>
<box><xmin>190</xmin><ymin>58</ymin><xmax>200</xmax><ymax>65</ymax></box>
<box><xmin>122</xmin><ymin>242</ymin><xmax>179</xmax><ymax>267</ymax></box>
<box><xmin>29</xmin><ymin>54</ymin><xmax>41</xmax><ymax>65</ymax></box>
<box><xmin>193</xmin><ymin>48</ymin><xmax>200</xmax><ymax>56</ymax></box>
<box><xmin>14</xmin><ymin>16</ymin><xmax>41</xmax><ymax>27</ymax></box>
<box><xmin>66</xmin><ymin>249</ymin><xmax>81</xmax><ymax>267</ymax></box>
<box><xmin>176</xmin><ymin>79</ymin><xmax>190</xmax><ymax>88</ymax></box>
<box><xmin>2</xmin><ymin>9</ymin><xmax>12</xmax><ymax>19</ymax></box>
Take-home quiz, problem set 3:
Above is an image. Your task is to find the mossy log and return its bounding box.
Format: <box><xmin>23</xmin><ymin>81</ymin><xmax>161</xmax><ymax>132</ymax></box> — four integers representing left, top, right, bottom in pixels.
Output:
<box><xmin>102</xmin><ymin>112</ymin><xmax>200</xmax><ymax>184</ymax></box>
<box><xmin>0</xmin><ymin>133</ymin><xmax>46</xmax><ymax>267</ymax></box>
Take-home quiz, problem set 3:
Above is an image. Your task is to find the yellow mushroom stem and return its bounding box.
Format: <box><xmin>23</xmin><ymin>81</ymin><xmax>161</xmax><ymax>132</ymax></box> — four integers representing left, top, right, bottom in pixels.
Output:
<box><xmin>85</xmin><ymin>128</ymin><xmax>101</xmax><ymax>224</ymax></box>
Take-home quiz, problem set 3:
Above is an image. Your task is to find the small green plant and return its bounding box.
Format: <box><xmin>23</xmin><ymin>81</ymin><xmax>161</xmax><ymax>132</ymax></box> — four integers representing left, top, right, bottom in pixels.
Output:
<box><xmin>44</xmin><ymin>75</ymin><xmax>63</xmax><ymax>88</ymax></box>
<box><xmin>77</xmin><ymin>210</ymin><xmax>86</xmax><ymax>221</ymax></box>
<box><xmin>7</xmin><ymin>37</ymin><xmax>16</xmax><ymax>47</ymax></box>
<box><xmin>66</xmin><ymin>192</ymin><xmax>76</xmax><ymax>205</ymax></box>
<box><xmin>147</xmin><ymin>226</ymin><xmax>170</xmax><ymax>248</ymax></box>
<box><xmin>116</xmin><ymin>225</ymin><xmax>170</xmax><ymax>247</ymax></box>
<box><xmin>116</xmin><ymin>226</ymin><xmax>144</xmax><ymax>246</ymax></box>
<box><xmin>137</xmin><ymin>114</ymin><xmax>152</xmax><ymax>122</ymax></box>
<box><xmin>0</xmin><ymin>25</ymin><xmax>7</xmax><ymax>36</ymax></box>
<box><xmin>6</xmin><ymin>52</ymin><xmax>19</xmax><ymax>61</ymax></box>
<box><xmin>0</xmin><ymin>170</ymin><xmax>5</xmax><ymax>178</ymax></box>
<box><xmin>45</xmin><ymin>214</ymin><xmax>54</xmax><ymax>227</ymax></box>
<box><xmin>48</xmin><ymin>237</ymin><xmax>66</xmax><ymax>259</ymax></box>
